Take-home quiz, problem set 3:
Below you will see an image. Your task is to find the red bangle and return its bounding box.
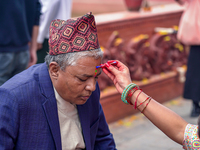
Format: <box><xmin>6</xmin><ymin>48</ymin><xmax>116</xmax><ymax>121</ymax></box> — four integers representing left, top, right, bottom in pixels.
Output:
<box><xmin>137</xmin><ymin>96</ymin><xmax>151</xmax><ymax>108</ymax></box>
<box><xmin>126</xmin><ymin>89</ymin><xmax>134</xmax><ymax>105</ymax></box>
<box><xmin>141</xmin><ymin>97</ymin><xmax>152</xmax><ymax>113</ymax></box>
<box><xmin>134</xmin><ymin>90</ymin><xmax>142</xmax><ymax>109</ymax></box>
<box><xmin>126</xmin><ymin>87</ymin><xmax>139</xmax><ymax>105</ymax></box>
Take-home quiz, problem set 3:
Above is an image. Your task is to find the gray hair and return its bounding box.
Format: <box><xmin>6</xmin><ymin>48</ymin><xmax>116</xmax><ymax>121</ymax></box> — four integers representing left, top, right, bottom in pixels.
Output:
<box><xmin>45</xmin><ymin>48</ymin><xmax>103</xmax><ymax>70</ymax></box>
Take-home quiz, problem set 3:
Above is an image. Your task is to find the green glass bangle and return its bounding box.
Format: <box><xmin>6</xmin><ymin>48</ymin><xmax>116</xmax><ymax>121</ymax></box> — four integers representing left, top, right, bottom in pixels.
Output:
<box><xmin>121</xmin><ymin>83</ymin><xmax>139</xmax><ymax>104</ymax></box>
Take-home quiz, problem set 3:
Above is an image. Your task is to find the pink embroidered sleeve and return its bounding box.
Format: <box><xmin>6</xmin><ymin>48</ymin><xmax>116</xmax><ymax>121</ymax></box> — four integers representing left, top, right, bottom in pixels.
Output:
<box><xmin>183</xmin><ymin>124</ymin><xmax>200</xmax><ymax>150</ymax></box>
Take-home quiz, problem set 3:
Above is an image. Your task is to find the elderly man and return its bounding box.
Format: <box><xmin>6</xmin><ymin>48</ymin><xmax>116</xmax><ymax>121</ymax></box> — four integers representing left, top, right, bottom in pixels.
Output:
<box><xmin>0</xmin><ymin>13</ymin><xmax>116</xmax><ymax>150</ymax></box>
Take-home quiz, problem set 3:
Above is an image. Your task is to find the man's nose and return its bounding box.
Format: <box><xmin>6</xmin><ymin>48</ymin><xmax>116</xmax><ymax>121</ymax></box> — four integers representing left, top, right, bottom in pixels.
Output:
<box><xmin>85</xmin><ymin>78</ymin><xmax>96</xmax><ymax>92</ymax></box>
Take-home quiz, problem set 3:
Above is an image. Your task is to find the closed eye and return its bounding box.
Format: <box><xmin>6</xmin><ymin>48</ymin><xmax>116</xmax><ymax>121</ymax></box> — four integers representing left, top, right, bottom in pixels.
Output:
<box><xmin>77</xmin><ymin>70</ymin><xmax>102</xmax><ymax>82</ymax></box>
<box><xmin>78</xmin><ymin>78</ymin><xmax>87</xmax><ymax>82</ymax></box>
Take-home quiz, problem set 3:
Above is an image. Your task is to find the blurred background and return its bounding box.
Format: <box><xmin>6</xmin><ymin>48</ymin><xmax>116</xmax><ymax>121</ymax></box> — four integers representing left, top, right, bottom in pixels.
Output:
<box><xmin>70</xmin><ymin>0</ymin><xmax>188</xmax><ymax>124</ymax></box>
<box><xmin>71</xmin><ymin>0</ymin><xmax>175</xmax><ymax>17</ymax></box>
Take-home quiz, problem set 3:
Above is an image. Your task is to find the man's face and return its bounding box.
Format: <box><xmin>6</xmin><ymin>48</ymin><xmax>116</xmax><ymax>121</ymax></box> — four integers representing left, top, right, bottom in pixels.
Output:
<box><xmin>51</xmin><ymin>57</ymin><xmax>102</xmax><ymax>105</ymax></box>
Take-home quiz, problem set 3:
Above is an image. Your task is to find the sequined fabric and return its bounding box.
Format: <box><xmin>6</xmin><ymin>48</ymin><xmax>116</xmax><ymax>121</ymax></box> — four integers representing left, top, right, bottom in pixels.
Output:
<box><xmin>183</xmin><ymin>124</ymin><xmax>200</xmax><ymax>150</ymax></box>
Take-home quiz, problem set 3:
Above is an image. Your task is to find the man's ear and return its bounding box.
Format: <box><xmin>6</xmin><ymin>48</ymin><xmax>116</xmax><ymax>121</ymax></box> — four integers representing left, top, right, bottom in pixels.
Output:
<box><xmin>49</xmin><ymin>62</ymin><xmax>60</xmax><ymax>80</ymax></box>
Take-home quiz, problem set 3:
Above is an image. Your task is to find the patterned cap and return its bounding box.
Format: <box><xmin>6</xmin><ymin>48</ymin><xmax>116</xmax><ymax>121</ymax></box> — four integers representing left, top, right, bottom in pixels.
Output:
<box><xmin>48</xmin><ymin>12</ymin><xmax>100</xmax><ymax>55</ymax></box>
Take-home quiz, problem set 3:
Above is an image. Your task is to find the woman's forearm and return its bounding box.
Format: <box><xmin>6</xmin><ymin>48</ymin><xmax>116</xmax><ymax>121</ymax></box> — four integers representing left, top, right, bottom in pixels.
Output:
<box><xmin>130</xmin><ymin>90</ymin><xmax>188</xmax><ymax>144</ymax></box>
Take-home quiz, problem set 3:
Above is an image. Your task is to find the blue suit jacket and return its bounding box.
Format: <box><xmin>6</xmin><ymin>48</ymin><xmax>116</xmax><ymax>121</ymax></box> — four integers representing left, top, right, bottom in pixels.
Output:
<box><xmin>0</xmin><ymin>63</ymin><xmax>116</xmax><ymax>150</ymax></box>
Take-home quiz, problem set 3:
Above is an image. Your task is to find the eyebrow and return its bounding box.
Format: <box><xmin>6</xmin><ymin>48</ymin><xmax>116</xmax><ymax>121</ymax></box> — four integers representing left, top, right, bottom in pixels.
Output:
<box><xmin>81</xmin><ymin>70</ymin><xmax>102</xmax><ymax>77</ymax></box>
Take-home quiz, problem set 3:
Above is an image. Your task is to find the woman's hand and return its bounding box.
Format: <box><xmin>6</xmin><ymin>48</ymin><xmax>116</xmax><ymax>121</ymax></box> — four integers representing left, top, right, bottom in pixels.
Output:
<box><xmin>102</xmin><ymin>60</ymin><xmax>132</xmax><ymax>94</ymax></box>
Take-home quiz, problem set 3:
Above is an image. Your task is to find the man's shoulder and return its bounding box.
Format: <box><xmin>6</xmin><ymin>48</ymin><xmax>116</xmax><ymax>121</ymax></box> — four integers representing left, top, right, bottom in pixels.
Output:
<box><xmin>1</xmin><ymin>63</ymin><xmax>47</xmax><ymax>91</ymax></box>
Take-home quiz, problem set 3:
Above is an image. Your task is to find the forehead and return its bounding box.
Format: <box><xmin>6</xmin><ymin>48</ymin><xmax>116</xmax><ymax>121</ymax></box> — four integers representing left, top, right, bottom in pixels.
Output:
<box><xmin>67</xmin><ymin>57</ymin><xmax>101</xmax><ymax>74</ymax></box>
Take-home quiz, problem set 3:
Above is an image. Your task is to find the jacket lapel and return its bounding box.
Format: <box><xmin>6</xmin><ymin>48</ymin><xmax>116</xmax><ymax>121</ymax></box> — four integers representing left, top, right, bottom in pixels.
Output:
<box><xmin>38</xmin><ymin>63</ymin><xmax>62</xmax><ymax>150</ymax></box>
<box><xmin>77</xmin><ymin>104</ymin><xmax>91</xmax><ymax>150</ymax></box>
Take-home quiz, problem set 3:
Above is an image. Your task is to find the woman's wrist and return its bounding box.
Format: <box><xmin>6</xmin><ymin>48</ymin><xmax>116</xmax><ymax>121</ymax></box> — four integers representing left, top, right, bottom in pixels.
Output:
<box><xmin>121</xmin><ymin>83</ymin><xmax>152</xmax><ymax>113</ymax></box>
<box><xmin>130</xmin><ymin>90</ymin><xmax>151</xmax><ymax>113</ymax></box>
<box><xmin>121</xmin><ymin>83</ymin><xmax>139</xmax><ymax>105</ymax></box>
